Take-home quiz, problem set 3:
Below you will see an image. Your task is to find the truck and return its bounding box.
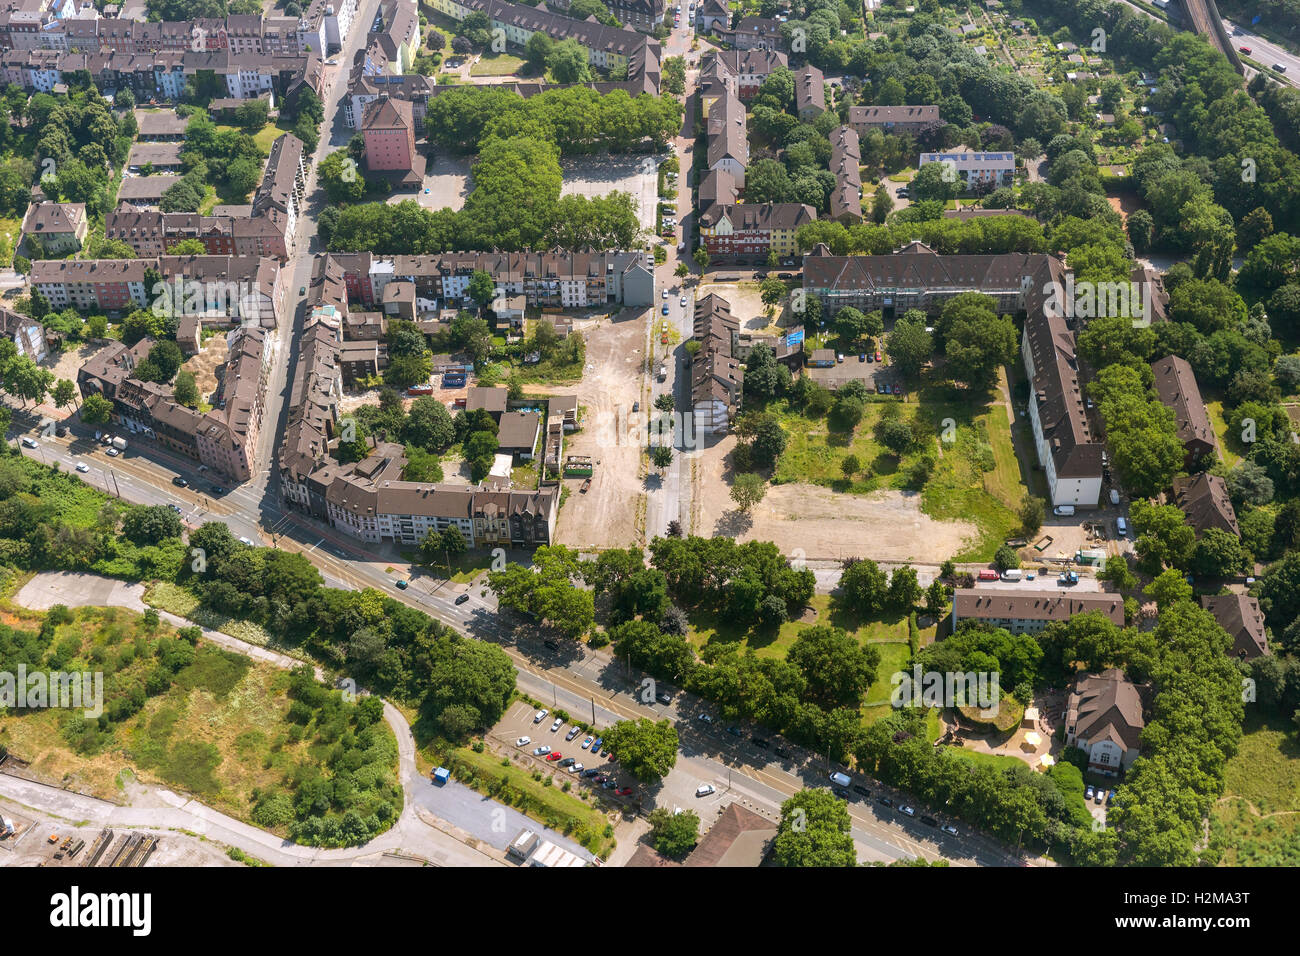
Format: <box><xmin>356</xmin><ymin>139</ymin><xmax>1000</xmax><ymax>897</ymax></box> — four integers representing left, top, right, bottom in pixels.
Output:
<box><xmin>111</xmin><ymin>436</ymin><xmax>127</xmax><ymax>451</ymax></box>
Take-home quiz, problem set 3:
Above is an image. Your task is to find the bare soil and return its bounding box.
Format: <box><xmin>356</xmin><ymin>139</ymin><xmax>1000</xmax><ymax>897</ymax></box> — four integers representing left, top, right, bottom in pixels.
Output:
<box><xmin>694</xmin><ymin>434</ymin><xmax>979</xmax><ymax>562</ymax></box>
<box><xmin>542</xmin><ymin>309</ymin><xmax>650</xmax><ymax>550</ymax></box>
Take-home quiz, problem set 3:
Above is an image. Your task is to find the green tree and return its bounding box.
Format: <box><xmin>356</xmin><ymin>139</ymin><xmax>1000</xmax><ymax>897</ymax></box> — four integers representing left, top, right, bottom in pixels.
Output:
<box><xmin>730</xmin><ymin>472</ymin><xmax>766</xmax><ymax>512</ymax></box>
<box><xmin>839</xmin><ymin>558</ymin><xmax>887</xmax><ymax>615</ymax></box>
<box><xmin>647</xmin><ymin>807</ymin><xmax>698</xmax><ymax>858</ymax></box>
<box><xmin>80</xmin><ymin>393</ymin><xmax>112</xmax><ymax>425</ymax></box>
<box><xmin>601</xmin><ymin>718</ymin><xmax>678</xmax><ymax>782</ymax></box>
<box><xmin>788</xmin><ymin>624</ymin><xmax>880</xmax><ymax>709</ymax></box>
<box><xmin>772</xmin><ymin>789</ymin><xmax>856</xmax><ymax>867</ymax></box>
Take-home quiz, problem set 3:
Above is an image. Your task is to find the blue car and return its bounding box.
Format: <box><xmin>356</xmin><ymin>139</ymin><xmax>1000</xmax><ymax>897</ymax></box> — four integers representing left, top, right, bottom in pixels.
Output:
<box><xmin>591</xmin><ymin>736</ymin><xmax>603</xmax><ymax>755</ymax></box>
<box><xmin>662</xmin><ymin>304</ymin><xmax>670</xmax><ymax>315</ymax></box>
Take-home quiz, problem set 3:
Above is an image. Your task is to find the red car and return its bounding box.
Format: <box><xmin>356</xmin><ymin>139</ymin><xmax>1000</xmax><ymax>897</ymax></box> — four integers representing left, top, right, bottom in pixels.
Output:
<box><xmin>546</xmin><ymin>752</ymin><xmax>563</xmax><ymax>761</ymax></box>
<box><xmin>1239</xmin><ymin>45</ymin><xmax>1252</xmax><ymax>55</ymax></box>
<box><xmin>874</xmin><ymin>350</ymin><xmax>882</xmax><ymax>362</ymax></box>
<box><xmin>606</xmin><ymin>752</ymin><xmax>616</xmax><ymax>760</ymax></box>
<box><xmin>616</xmin><ymin>787</ymin><xmax>633</xmax><ymax>796</ymax></box>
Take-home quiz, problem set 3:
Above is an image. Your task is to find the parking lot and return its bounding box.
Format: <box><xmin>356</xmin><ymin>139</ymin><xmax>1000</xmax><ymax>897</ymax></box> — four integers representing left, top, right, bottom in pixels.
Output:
<box><xmin>492</xmin><ymin>701</ymin><xmax>638</xmax><ymax>802</ymax></box>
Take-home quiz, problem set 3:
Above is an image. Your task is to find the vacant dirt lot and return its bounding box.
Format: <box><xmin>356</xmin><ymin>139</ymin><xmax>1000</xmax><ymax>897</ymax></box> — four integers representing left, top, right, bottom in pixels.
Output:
<box><xmin>695</xmin><ymin>435</ymin><xmax>979</xmax><ymax>561</ymax></box>
<box><xmin>696</xmin><ymin>280</ymin><xmax>780</xmax><ymax>333</ymax></box>
<box><xmin>182</xmin><ymin>333</ymin><xmax>228</xmax><ymax>403</ymax></box>
<box><xmin>542</xmin><ymin>308</ymin><xmax>650</xmax><ymax>550</ymax></box>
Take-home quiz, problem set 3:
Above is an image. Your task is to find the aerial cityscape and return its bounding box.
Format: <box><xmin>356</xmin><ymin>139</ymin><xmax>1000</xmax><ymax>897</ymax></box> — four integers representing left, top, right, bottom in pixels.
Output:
<box><xmin>0</xmin><ymin>0</ymin><xmax>1299</xmax><ymax>882</ymax></box>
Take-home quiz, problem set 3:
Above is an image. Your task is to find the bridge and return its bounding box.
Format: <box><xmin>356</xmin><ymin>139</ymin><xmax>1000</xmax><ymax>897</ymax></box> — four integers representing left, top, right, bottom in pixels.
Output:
<box><xmin>1180</xmin><ymin>0</ymin><xmax>1245</xmax><ymax>72</ymax></box>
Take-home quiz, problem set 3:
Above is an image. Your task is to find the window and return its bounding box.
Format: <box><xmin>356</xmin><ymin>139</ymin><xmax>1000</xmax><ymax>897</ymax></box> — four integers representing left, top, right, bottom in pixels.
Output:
<box><xmin>1098</xmin><ymin>752</ymin><xmax>1110</xmax><ymax>765</ymax></box>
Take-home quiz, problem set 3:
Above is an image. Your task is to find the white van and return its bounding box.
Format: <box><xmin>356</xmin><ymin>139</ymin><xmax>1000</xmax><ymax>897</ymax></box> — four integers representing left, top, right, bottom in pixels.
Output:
<box><xmin>1109</xmin><ymin>489</ymin><xmax>1120</xmax><ymax>506</ymax></box>
<box><xmin>1053</xmin><ymin>504</ymin><xmax>1075</xmax><ymax>517</ymax></box>
<box><xmin>1000</xmin><ymin>569</ymin><xmax>1023</xmax><ymax>582</ymax></box>
<box><xmin>829</xmin><ymin>771</ymin><xmax>851</xmax><ymax>788</ymax></box>
<box><xmin>1116</xmin><ymin>517</ymin><xmax>1128</xmax><ymax>537</ymax></box>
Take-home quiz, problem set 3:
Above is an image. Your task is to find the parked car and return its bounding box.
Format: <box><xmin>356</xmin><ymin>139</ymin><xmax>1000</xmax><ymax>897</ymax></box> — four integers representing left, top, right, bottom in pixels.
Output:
<box><xmin>662</xmin><ymin>290</ymin><xmax>669</xmax><ymax>299</ymax></box>
<box><xmin>726</xmin><ymin>726</ymin><xmax>743</xmax><ymax>737</ymax></box>
<box><xmin>581</xmin><ymin>736</ymin><xmax>593</xmax><ymax>749</ymax></box>
<box><xmin>858</xmin><ymin>353</ymin><xmax>866</xmax><ymax>362</ymax></box>
<box><xmin>172</xmin><ymin>475</ymin><xmax>190</xmax><ymax>490</ymax></box>
<box><xmin>877</xmin><ymin>796</ymin><xmax>894</xmax><ymax>808</ymax></box>
<box><xmin>209</xmin><ymin>486</ymin><xmax>226</xmax><ymax>495</ymax></box>
<box><xmin>1086</xmin><ymin>786</ymin><xmax>1095</xmax><ymax>800</ymax></box>
<box><xmin>515</xmin><ymin>736</ymin><xmax>531</xmax><ymax>748</ymax></box>
<box><xmin>558</xmin><ymin>757</ymin><xmax>575</xmax><ymax>767</ymax></box>
<box><xmin>775</xmin><ymin>746</ymin><xmax>791</xmax><ymax>759</ymax></box>
<box><xmin>566</xmin><ymin>726</ymin><xmax>581</xmax><ymax>741</ymax></box>
<box><xmin>543</xmin><ymin>639</ymin><xmax>561</xmax><ymax>651</ymax></box>
<box><xmin>616</xmin><ymin>787</ymin><xmax>633</xmax><ymax>796</ymax></box>
<box><xmin>832</xmin><ymin>787</ymin><xmax>849</xmax><ymax>798</ymax></box>
<box><xmin>680</xmin><ymin>296</ymin><xmax>688</xmax><ymax>307</ymax></box>
<box><xmin>546</xmin><ymin>751</ymin><xmax>563</xmax><ymax>761</ymax></box>
<box><xmin>752</xmin><ymin>737</ymin><xmax>770</xmax><ymax>749</ymax></box>
<box><xmin>581</xmin><ymin>768</ymin><xmax>600</xmax><ymax>778</ymax></box>
<box><xmin>106</xmin><ymin>448</ymin><xmax>120</xmax><ymax>457</ymax></box>
<box><xmin>550</xmin><ymin>717</ymin><xmax>562</xmax><ymax>732</ymax></box>
<box><xmin>853</xmin><ymin>785</ymin><xmax>871</xmax><ymax>798</ymax></box>
<box><xmin>920</xmin><ymin>815</ymin><xmax>938</xmax><ymax>827</ymax></box>
<box><xmin>533</xmin><ymin>745</ymin><xmax>551</xmax><ymax>756</ymax></box>
<box><xmin>941</xmin><ymin>823</ymin><xmax>959</xmax><ymax>836</ymax></box>
<box><xmin>656</xmin><ymin>691</ymin><xmax>673</xmax><ymax>705</ymax></box>
<box><xmin>899</xmin><ymin>805</ymin><xmax>916</xmax><ymax>817</ymax></box>
<box><xmin>662</xmin><ymin>304</ymin><xmax>670</xmax><ymax>315</ymax></box>
<box><xmin>696</xmin><ymin>784</ymin><xmax>715</xmax><ymax>797</ymax></box>
<box><xmin>592</xmin><ymin>736</ymin><xmax>603</xmax><ymax>752</ymax></box>
<box><xmin>875</xmin><ymin>350</ymin><xmax>882</xmax><ymax>362</ymax></box>
<box><xmin>1094</xmin><ymin>788</ymin><xmax>1105</xmax><ymax>804</ymax></box>
<box><xmin>533</xmin><ymin>709</ymin><xmax>549</xmax><ymax>723</ymax></box>
<box><xmin>697</xmin><ymin>712</ymin><xmax>714</xmax><ymax>724</ymax></box>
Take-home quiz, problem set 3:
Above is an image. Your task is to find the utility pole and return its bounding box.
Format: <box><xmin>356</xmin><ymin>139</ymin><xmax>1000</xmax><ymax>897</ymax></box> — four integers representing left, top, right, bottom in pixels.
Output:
<box><xmin>590</xmin><ymin>696</ymin><xmax>596</xmax><ymax>725</ymax></box>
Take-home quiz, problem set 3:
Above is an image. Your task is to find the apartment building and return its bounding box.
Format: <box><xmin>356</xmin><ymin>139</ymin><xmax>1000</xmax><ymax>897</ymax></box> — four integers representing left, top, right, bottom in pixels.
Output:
<box><xmin>848</xmin><ymin>104</ymin><xmax>940</xmax><ymax>137</ymax></box>
<box><xmin>1200</xmin><ymin>593</ymin><xmax>1269</xmax><ymax>660</ymax></box>
<box><xmin>425</xmin><ymin>0</ymin><xmax>659</xmax><ymax>73</ymax></box>
<box><xmin>794</xmin><ymin>64</ymin><xmax>825</xmax><ymax>120</ymax></box>
<box><xmin>698</xmin><ymin>202</ymin><xmax>815</xmax><ymax>260</ymax></box>
<box><xmin>713</xmin><ymin>15</ymin><xmax>784</xmax><ymax>51</ymax></box>
<box><xmin>1150</xmin><ymin>354</ymin><xmax>1217</xmax><ymax>467</ymax></box>
<box><xmin>699</xmin><ymin>47</ymin><xmax>787</xmax><ymax>100</ymax></box>
<box><xmin>33</xmin><ymin>254</ymin><xmax>285</xmax><ymax>328</ymax></box>
<box><xmin>20</xmin><ymin>201</ymin><xmax>88</xmax><ymax>254</ymax></box>
<box><xmin>0</xmin><ymin>305</ymin><xmax>47</xmax><ymax>362</ymax></box>
<box><xmin>953</xmin><ymin>589</ymin><xmax>1125</xmax><ymax>634</ymax></box>
<box><xmin>76</xmin><ymin>325</ymin><xmax>270</xmax><ymax>481</ymax></box>
<box><xmin>327</xmin><ymin>250</ymin><xmax>654</xmax><ymax>311</ymax></box>
<box><xmin>706</xmin><ymin>90</ymin><xmax>748</xmax><ymax>186</ymax></box>
<box><xmin>547</xmin><ymin>0</ymin><xmax>664</xmax><ymax>31</ymax></box>
<box><xmin>691</xmin><ymin>293</ymin><xmax>742</xmax><ymax>434</ymax></box>
<box><xmin>1171</xmin><ymin>472</ymin><xmax>1240</xmax><ymax>539</ymax></box>
<box><xmin>918</xmin><ymin>148</ymin><xmax>1015</xmax><ymax>189</ymax></box>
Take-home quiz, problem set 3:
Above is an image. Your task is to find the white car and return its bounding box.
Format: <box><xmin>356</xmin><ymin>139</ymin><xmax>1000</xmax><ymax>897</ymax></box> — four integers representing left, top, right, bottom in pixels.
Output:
<box><xmin>568</xmin><ymin>762</ymin><xmax>584</xmax><ymax>773</ymax></box>
<box><xmin>75</xmin><ymin>462</ymin><xmax>90</xmax><ymax>473</ymax></box>
<box><xmin>662</xmin><ymin>289</ymin><xmax>669</xmax><ymax>299</ymax></box>
<box><xmin>696</xmin><ymin>784</ymin><xmax>715</xmax><ymax>797</ymax></box>
<box><xmin>679</xmin><ymin>296</ymin><xmax>687</xmax><ymax>306</ymax></box>
<box><xmin>533</xmin><ymin>708</ymin><xmax>549</xmax><ymax>723</ymax></box>
<box><xmin>550</xmin><ymin>717</ymin><xmax>563</xmax><ymax>732</ymax></box>
<box><xmin>533</xmin><ymin>745</ymin><xmax>551</xmax><ymax>756</ymax></box>
<box><xmin>581</xmin><ymin>736</ymin><xmax>594</xmax><ymax>749</ymax></box>
<box><xmin>515</xmin><ymin>736</ymin><xmax>531</xmax><ymax>748</ymax></box>
<box><xmin>106</xmin><ymin>447</ymin><xmax>120</xmax><ymax>457</ymax></box>
<box><xmin>899</xmin><ymin>805</ymin><xmax>916</xmax><ymax>816</ymax></box>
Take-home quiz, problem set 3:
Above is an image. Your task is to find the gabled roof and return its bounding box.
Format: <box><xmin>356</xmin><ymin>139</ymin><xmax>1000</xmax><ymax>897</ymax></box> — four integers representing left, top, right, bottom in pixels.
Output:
<box><xmin>1066</xmin><ymin>668</ymin><xmax>1144</xmax><ymax>752</ymax></box>
<box><xmin>1200</xmin><ymin>593</ymin><xmax>1268</xmax><ymax>659</ymax></box>
<box><xmin>1171</xmin><ymin>472</ymin><xmax>1239</xmax><ymax>538</ymax></box>
<box><xmin>1151</xmin><ymin>354</ymin><xmax>1215</xmax><ymax>454</ymax></box>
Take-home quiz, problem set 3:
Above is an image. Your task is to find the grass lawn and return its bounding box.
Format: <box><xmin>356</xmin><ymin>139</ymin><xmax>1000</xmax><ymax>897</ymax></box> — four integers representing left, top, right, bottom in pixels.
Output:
<box><xmin>1209</xmin><ymin>713</ymin><xmax>1300</xmax><ymax>865</ymax></box>
<box><xmin>1205</xmin><ymin>396</ymin><xmax>1243</xmax><ymax>468</ymax></box>
<box><xmin>470</xmin><ymin>52</ymin><xmax>527</xmax><ymax>76</ymax></box>
<box><xmin>945</xmin><ymin>747</ymin><xmax>1031</xmax><ymax>772</ymax></box>
<box><xmin>0</xmin><ymin>606</ymin><xmax>399</xmax><ymax>837</ymax></box>
<box><xmin>767</xmin><ymin>383</ymin><xmax>1023</xmax><ymax>561</ymax></box>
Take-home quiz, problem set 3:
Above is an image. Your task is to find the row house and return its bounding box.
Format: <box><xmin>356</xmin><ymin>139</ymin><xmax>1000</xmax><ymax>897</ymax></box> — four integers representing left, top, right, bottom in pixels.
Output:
<box><xmin>829</xmin><ymin>125</ymin><xmax>862</xmax><ymax>224</ymax></box>
<box><xmin>713</xmin><ymin>15</ymin><xmax>785</xmax><ymax>51</ymax></box>
<box><xmin>700</xmin><ymin>47</ymin><xmax>785</xmax><ymax>100</ymax></box>
<box><xmin>706</xmin><ymin>90</ymin><xmax>747</xmax><ymax>186</ymax></box>
<box><xmin>918</xmin><ymin>148</ymin><xmax>1015</xmax><ymax>189</ymax></box>
<box><xmin>691</xmin><ymin>293</ymin><xmax>741</xmax><ymax>434</ymax></box>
